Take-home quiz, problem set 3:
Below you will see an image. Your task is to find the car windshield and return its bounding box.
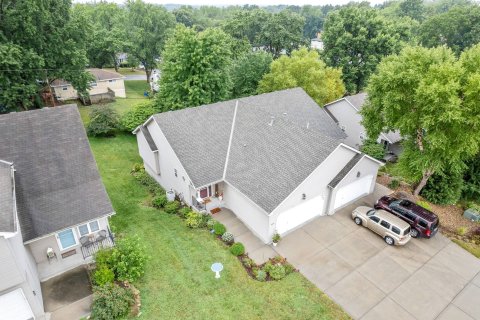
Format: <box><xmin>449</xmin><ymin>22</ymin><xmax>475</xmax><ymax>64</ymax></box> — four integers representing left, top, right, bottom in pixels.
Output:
<box><xmin>366</xmin><ymin>209</ymin><xmax>376</xmax><ymax>217</ymax></box>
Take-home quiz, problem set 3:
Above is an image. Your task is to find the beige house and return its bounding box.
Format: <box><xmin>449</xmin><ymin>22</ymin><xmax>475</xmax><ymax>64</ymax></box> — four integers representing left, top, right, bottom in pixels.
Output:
<box><xmin>51</xmin><ymin>68</ymin><xmax>126</xmax><ymax>101</ymax></box>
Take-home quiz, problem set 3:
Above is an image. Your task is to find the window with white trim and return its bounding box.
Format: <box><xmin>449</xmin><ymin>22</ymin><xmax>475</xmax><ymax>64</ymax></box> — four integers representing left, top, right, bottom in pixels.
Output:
<box><xmin>62</xmin><ymin>87</ymin><xmax>68</xmax><ymax>91</ymax></box>
<box><xmin>78</xmin><ymin>220</ymin><xmax>100</xmax><ymax>237</ymax></box>
<box><xmin>57</xmin><ymin>228</ymin><xmax>77</xmax><ymax>250</ymax></box>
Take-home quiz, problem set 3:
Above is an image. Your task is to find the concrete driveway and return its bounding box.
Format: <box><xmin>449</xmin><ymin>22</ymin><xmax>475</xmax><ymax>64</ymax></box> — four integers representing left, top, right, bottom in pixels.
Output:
<box><xmin>274</xmin><ymin>186</ymin><xmax>480</xmax><ymax>320</ymax></box>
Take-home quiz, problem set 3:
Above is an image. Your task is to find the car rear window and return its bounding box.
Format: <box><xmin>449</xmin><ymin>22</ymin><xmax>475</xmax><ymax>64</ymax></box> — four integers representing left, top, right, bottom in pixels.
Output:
<box><xmin>403</xmin><ymin>227</ymin><xmax>411</xmax><ymax>236</ymax></box>
<box><xmin>418</xmin><ymin>219</ymin><xmax>428</xmax><ymax>229</ymax></box>
<box><xmin>380</xmin><ymin>220</ymin><xmax>391</xmax><ymax>229</ymax></box>
<box><xmin>391</xmin><ymin>226</ymin><xmax>401</xmax><ymax>235</ymax></box>
<box><xmin>369</xmin><ymin>216</ymin><xmax>380</xmax><ymax>223</ymax></box>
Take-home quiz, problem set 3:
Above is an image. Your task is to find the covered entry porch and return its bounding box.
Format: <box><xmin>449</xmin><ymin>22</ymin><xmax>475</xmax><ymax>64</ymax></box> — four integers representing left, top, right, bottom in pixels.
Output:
<box><xmin>192</xmin><ymin>181</ymin><xmax>225</xmax><ymax>213</ymax></box>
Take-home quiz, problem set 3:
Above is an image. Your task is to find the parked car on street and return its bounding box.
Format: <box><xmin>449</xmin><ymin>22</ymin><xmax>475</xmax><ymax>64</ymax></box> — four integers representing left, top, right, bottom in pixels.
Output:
<box><xmin>352</xmin><ymin>206</ymin><xmax>411</xmax><ymax>245</ymax></box>
<box><xmin>374</xmin><ymin>196</ymin><xmax>440</xmax><ymax>238</ymax></box>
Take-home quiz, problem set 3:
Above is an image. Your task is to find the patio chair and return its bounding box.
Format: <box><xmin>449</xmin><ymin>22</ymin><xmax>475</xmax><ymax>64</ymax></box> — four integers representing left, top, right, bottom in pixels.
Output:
<box><xmin>80</xmin><ymin>236</ymin><xmax>91</xmax><ymax>246</ymax></box>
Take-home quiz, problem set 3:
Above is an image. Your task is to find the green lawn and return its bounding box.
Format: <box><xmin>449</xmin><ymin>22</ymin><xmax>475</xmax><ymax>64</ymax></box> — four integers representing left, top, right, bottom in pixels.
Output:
<box><xmin>79</xmin><ymin>80</ymin><xmax>150</xmax><ymax>124</ymax></box>
<box><xmin>89</xmin><ymin>134</ymin><xmax>349</xmax><ymax>320</ymax></box>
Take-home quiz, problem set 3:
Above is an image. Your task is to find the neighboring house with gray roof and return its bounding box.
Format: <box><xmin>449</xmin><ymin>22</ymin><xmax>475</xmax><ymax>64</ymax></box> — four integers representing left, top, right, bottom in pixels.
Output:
<box><xmin>51</xmin><ymin>68</ymin><xmax>126</xmax><ymax>102</ymax></box>
<box><xmin>324</xmin><ymin>92</ymin><xmax>403</xmax><ymax>156</ymax></box>
<box><xmin>0</xmin><ymin>105</ymin><xmax>115</xmax><ymax>319</ymax></box>
<box><xmin>134</xmin><ymin>88</ymin><xmax>382</xmax><ymax>243</ymax></box>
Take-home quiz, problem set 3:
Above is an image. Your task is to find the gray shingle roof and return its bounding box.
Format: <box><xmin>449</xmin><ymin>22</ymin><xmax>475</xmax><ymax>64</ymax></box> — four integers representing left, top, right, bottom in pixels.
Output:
<box><xmin>152</xmin><ymin>88</ymin><xmax>346</xmax><ymax>212</ymax></box>
<box><xmin>0</xmin><ymin>161</ymin><xmax>15</xmax><ymax>233</ymax></box>
<box><xmin>345</xmin><ymin>92</ymin><xmax>367</xmax><ymax>110</ymax></box>
<box><xmin>0</xmin><ymin>105</ymin><xmax>114</xmax><ymax>242</ymax></box>
<box><xmin>328</xmin><ymin>153</ymin><xmax>363</xmax><ymax>188</ymax></box>
<box><xmin>52</xmin><ymin>68</ymin><xmax>124</xmax><ymax>87</ymax></box>
<box><xmin>140</xmin><ymin>126</ymin><xmax>158</xmax><ymax>152</ymax></box>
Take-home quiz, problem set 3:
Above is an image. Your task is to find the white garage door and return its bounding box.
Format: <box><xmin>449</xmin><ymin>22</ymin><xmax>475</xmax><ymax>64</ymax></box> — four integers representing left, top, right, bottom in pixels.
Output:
<box><xmin>276</xmin><ymin>195</ymin><xmax>325</xmax><ymax>235</ymax></box>
<box><xmin>334</xmin><ymin>175</ymin><xmax>373</xmax><ymax>210</ymax></box>
<box><xmin>0</xmin><ymin>288</ymin><xmax>35</xmax><ymax>320</ymax></box>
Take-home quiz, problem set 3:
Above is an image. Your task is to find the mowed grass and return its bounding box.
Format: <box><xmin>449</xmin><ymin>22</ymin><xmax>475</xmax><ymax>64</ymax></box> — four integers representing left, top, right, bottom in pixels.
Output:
<box><xmin>79</xmin><ymin>80</ymin><xmax>150</xmax><ymax>124</ymax></box>
<box><xmin>89</xmin><ymin>134</ymin><xmax>349</xmax><ymax>320</ymax></box>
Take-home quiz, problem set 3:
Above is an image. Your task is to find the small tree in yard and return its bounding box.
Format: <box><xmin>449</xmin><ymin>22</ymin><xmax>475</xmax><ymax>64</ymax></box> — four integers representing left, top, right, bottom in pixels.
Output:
<box><xmin>120</xmin><ymin>101</ymin><xmax>158</xmax><ymax>132</ymax></box>
<box><xmin>109</xmin><ymin>236</ymin><xmax>148</xmax><ymax>283</ymax></box>
<box><xmin>87</xmin><ymin>106</ymin><xmax>120</xmax><ymax>137</ymax></box>
<box><xmin>361</xmin><ymin>45</ymin><xmax>480</xmax><ymax>196</ymax></box>
<box><xmin>360</xmin><ymin>139</ymin><xmax>385</xmax><ymax>160</ymax></box>
<box><xmin>91</xmin><ymin>283</ymin><xmax>134</xmax><ymax>320</ymax></box>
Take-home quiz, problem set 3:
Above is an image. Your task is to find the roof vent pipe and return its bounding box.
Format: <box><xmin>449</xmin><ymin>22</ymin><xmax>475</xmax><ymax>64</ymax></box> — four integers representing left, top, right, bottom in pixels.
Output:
<box><xmin>268</xmin><ymin>116</ymin><xmax>275</xmax><ymax>126</ymax></box>
<box><xmin>306</xmin><ymin>122</ymin><xmax>310</xmax><ymax>129</ymax></box>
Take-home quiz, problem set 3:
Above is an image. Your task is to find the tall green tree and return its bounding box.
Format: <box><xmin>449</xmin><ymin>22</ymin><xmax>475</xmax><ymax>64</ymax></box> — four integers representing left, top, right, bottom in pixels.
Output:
<box><xmin>156</xmin><ymin>26</ymin><xmax>233</xmax><ymax>110</ymax></box>
<box><xmin>322</xmin><ymin>5</ymin><xmax>410</xmax><ymax>93</ymax></box>
<box><xmin>258</xmin><ymin>48</ymin><xmax>345</xmax><ymax>106</ymax></box>
<box><xmin>419</xmin><ymin>5</ymin><xmax>480</xmax><ymax>56</ymax></box>
<box><xmin>0</xmin><ymin>0</ymin><xmax>91</xmax><ymax>111</ymax></box>
<box><xmin>223</xmin><ymin>9</ymin><xmax>305</xmax><ymax>58</ymax></box>
<box><xmin>126</xmin><ymin>0</ymin><xmax>175</xmax><ymax>82</ymax></box>
<box><xmin>398</xmin><ymin>0</ymin><xmax>425</xmax><ymax>21</ymax></box>
<box><xmin>361</xmin><ymin>45</ymin><xmax>480</xmax><ymax>195</ymax></box>
<box><xmin>73</xmin><ymin>2</ymin><xmax>128</xmax><ymax>71</ymax></box>
<box><xmin>231</xmin><ymin>51</ymin><xmax>273</xmax><ymax>98</ymax></box>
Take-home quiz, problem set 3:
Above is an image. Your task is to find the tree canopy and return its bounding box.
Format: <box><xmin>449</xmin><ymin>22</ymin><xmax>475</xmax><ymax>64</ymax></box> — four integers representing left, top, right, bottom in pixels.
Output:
<box><xmin>126</xmin><ymin>0</ymin><xmax>175</xmax><ymax>81</ymax></box>
<box><xmin>361</xmin><ymin>45</ymin><xmax>480</xmax><ymax>195</ymax></box>
<box><xmin>322</xmin><ymin>5</ymin><xmax>412</xmax><ymax>93</ymax></box>
<box><xmin>156</xmin><ymin>26</ymin><xmax>233</xmax><ymax>110</ymax></box>
<box><xmin>258</xmin><ymin>48</ymin><xmax>345</xmax><ymax>106</ymax></box>
<box><xmin>0</xmin><ymin>0</ymin><xmax>91</xmax><ymax>111</ymax></box>
<box><xmin>419</xmin><ymin>4</ymin><xmax>480</xmax><ymax>56</ymax></box>
<box><xmin>231</xmin><ymin>51</ymin><xmax>273</xmax><ymax>99</ymax></box>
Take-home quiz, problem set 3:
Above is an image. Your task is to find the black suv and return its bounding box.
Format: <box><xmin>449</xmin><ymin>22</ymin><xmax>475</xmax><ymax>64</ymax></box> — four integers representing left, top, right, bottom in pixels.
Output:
<box><xmin>375</xmin><ymin>196</ymin><xmax>440</xmax><ymax>238</ymax></box>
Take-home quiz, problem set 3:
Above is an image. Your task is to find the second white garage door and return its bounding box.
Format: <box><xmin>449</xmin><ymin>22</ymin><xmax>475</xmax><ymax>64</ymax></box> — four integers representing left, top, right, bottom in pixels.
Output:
<box><xmin>276</xmin><ymin>195</ymin><xmax>325</xmax><ymax>235</ymax></box>
<box><xmin>334</xmin><ymin>175</ymin><xmax>374</xmax><ymax>210</ymax></box>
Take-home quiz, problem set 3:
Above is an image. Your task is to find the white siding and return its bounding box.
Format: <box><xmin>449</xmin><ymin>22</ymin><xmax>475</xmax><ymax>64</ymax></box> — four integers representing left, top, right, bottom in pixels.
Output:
<box><xmin>141</xmin><ymin>120</ymin><xmax>195</xmax><ymax>205</ymax></box>
<box><xmin>222</xmin><ymin>182</ymin><xmax>270</xmax><ymax>243</ymax></box>
<box><xmin>270</xmin><ymin>146</ymin><xmax>357</xmax><ymax>236</ymax></box>
<box><xmin>136</xmin><ymin>130</ymin><xmax>158</xmax><ymax>174</ymax></box>
<box><xmin>327</xmin><ymin>156</ymin><xmax>379</xmax><ymax>213</ymax></box>
<box><xmin>326</xmin><ymin>100</ymin><xmax>365</xmax><ymax>149</ymax></box>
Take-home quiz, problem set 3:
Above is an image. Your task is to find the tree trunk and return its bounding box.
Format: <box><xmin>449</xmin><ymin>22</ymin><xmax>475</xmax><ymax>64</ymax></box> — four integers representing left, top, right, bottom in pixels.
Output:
<box><xmin>113</xmin><ymin>53</ymin><xmax>119</xmax><ymax>72</ymax></box>
<box><xmin>413</xmin><ymin>169</ymin><xmax>433</xmax><ymax>196</ymax></box>
<box><xmin>146</xmin><ymin>68</ymin><xmax>151</xmax><ymax>83</ymax></box>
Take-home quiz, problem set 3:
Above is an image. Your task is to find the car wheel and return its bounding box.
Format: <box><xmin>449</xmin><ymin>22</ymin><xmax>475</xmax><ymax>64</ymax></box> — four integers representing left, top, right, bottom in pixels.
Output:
<box><xmin>354</xmin><ymin>217</ymin><xmax>362</xmax><ymax>226</ymax></box>
<box><xmin>410</xmin><ymin>229</ymin><xmax>419</xmax><ymax>238</ymax></box>
<box><xmin>384</xmin><ymin>236</ymin><xmax>394</xmax><ymax>246</ymax></box>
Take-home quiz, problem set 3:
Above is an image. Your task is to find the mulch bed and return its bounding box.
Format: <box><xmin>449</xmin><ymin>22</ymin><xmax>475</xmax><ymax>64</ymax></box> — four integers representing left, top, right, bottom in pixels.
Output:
<box><xmin>377</xmin><ymin>174</ymin><xmax>480</xmax><ymax>245</ymax></box>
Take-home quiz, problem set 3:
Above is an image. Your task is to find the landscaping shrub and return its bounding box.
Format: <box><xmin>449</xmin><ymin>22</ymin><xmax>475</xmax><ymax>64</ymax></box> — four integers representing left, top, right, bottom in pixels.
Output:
<box><xmin>178</xmin><ymin>207</ymin><xmax>192</xmax><ymax>218</ymax></box>
<box><xmin>241</xmin><ymin>257</ymin><xmax>254</xmax><ymax>269</ymax></box>
<box><xmin>207</xmin><ymin>219</ymin><xmax>216</xmax><ymax>230</ymax></box>
<box><xmin>93</xmin><ymin>265</ymin><xmax>115</xmax><ymax>286</ymax></box>
<box><xmin>110</xmin><ymin>236</ymin><xmax>148</xmax><ymax>282</ymax></box>
<box><xmin>91</xmin><ymin>283</ymin><xmax>134</xmax><ymax>320</ymax></box>
<box><xmin>164</xmin><ymin>201</ymin><xmax>180</xmax><ymax>214</ymax></box>
<box><xmin>360</xmin><ymin>139</ymin><xmax>385</xmax><ymax>160</ymax></box>
<box><xmin>230</xmin><ymin>242</ymin><xmax>245</xmax><ymax>256</ymax></box>
<box><xmin>185</xmin><ymin>211</ymin><xmax>202</xmax><ymax>228</ymax></box>
<box><xmin>131</xmin><ymin>163</ymin><xmax>144</xmax><ymax>173</ymax></box>
<box><xmin>463</xmin><ymin>155</ymin><xmax>480</xmax><ymax>200</ymax></box>
<box><xmin>87</xmin><ymin>106</ymin><xmax>120</xmax><ymax>137</ymax></box>
<box><xmin>284</xmin><ymin>263</ymin><xmax>295</xmax><ymax>275</ymax></box>
<box><xmin>457</xmin><ymin>226</ymin><xmax>468</xmax><ymax>236</ymax></box>
<box><xmin>467</xmin><ymin>202</ymin><xmax>480</xmax><ymax>213</ymax></box>
<box><xmin>132</xmin><ymin>170</ymin><xmax>164</xmax><ymax>195</ymax></box>
<box><xmin>221</xmin><ymin>232</ymin><xmax>234</xmax><ymax>245</ymax></box>
<box><xmin>198</xmin><ymin>214</ymin><xmax>210</xmax><ymax>228</ymax></box>
<box><xmin>152</xmin><ymin>195</ymin><xmax>168</xmax><ymax>209</ymax></box>
<box><xmin>120</xmin><ymin>101</ymin><xmax>158</xmax><ymax>132</ymax></box>
<box><xmin>267</xmin><ymin>264</ymin><xmax>287</xmax><ymax>280</ymax></box>
<box><xmin>416</xmin><ymin>200</ymin><xmax>432</xmax><ymax>211</ymax></box>
<box><xmin>213</xmin><ymin>222</ymin><xmax>226</xmax><ymax>236</ymax></box>
<box><xmin>255</xmin><ymin>269</ymin><xmax>267</xmax><ymax>282</ymax></box>
<box><xmin>421</xmin><ymin>169</ymin><xmax>463</xmax><ymax>205</ymax></box>
<box><xmin>95</xmin><ymin>248</ymin><xmax>114</xmax><ymax>268</ymax></box>
<box><xmin>388</xmin><ymin>178</ymin><xmax>400</xmax><ymax>189</ymax></box>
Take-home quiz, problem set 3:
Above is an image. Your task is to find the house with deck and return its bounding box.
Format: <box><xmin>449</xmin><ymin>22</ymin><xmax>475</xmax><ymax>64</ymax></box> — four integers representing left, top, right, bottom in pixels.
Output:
<box><xmin>134</xmin><ymin>88</ymin><xmax>382</xmax><ymax>244</ymax></box>
<box><xmin>0</xmin><ymin>105</ymin><xmax>115</xmax><ymax>319</ymax></box>
<box><xmin>324</xmin><ymin>92</ymin><xmax>402</xmax><ymax>156</ymax></box>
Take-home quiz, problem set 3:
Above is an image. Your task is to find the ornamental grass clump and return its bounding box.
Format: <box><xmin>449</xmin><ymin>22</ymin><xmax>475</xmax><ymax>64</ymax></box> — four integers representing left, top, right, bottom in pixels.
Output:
<box><xmin>213</xmin><ymin>222</ymin><xmax>226</xmax><ymax>236</ymax></box>
<box><xmin>230</xmin><ymin>242</ymin><xmax>245</xmax><ymax>256</ymax></box>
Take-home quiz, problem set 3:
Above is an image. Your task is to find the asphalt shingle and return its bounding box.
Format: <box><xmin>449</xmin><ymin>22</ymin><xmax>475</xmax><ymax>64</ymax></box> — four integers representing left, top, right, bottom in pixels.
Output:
<box><xmin>328</xmin><ymin>153</ymin><xmax>364</xmax><ymax>188</ymax></box>
<box><xmin>0</xmin><ymin>161</ymin><xmax>15</xmax><ymax>233</ymax></box>
<box><xmin>0</xmin><ymin>105</ymin><xmax>114</xmax><ymax>242</ymax></box>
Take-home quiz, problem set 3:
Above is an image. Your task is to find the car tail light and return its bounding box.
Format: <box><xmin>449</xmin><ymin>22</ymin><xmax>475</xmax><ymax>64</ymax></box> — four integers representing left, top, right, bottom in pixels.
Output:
<box><xmin>425</xmin><ymin>229</ymin><xmax>431</xmax><ymax>237</ymax></box>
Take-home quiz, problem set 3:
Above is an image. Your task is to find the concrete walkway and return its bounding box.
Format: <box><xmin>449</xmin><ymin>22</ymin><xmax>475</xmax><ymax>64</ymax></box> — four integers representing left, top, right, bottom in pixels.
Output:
<box><xmin>273</xmin><ymin>185</ymin><xmax>480</xmax><ymax>319</ymax></box>
<box><xmin>213</xmin><ymin>208</ymin><xmax>276</xmax><ymax>264</ymax></box>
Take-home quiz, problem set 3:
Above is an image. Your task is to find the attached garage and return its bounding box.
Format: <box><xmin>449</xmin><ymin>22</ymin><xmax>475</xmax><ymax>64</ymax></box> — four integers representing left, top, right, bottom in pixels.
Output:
<box><xmin>276</xmin><ymin>194</ymin><xmax>325</xmax><ymax>235</ymax></box>
<box><xmin>333</xmin><ymin>175</ymin><xmax>374</xmax><ymax>210</ymax></box>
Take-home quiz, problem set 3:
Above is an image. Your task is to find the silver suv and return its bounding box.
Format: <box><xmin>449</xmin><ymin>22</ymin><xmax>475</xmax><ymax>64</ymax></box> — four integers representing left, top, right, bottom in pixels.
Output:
<box><xmin>352</xmin><ymin>206</ymin><xmax>412</xmax><ymax>246</ymax></box>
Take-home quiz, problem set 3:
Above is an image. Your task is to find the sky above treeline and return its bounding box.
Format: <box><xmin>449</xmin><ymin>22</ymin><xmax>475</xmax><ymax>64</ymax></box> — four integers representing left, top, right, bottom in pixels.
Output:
<box><xmin>73</xmin><ymin>0</ymin><xmax>388</xmax><ymax>6</ymax></box>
